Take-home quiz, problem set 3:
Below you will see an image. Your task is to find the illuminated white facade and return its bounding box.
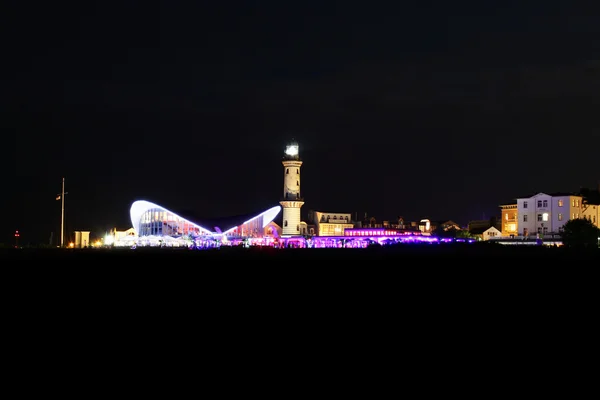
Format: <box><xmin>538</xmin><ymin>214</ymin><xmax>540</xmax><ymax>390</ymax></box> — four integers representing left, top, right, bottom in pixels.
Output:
<box><xmin>517</xmin><ymin>192</ymin><xmax>599</xmax><ymax>236</ymax></box>
<box><xmin>312</xmin><ymin>211</ymin><xmax>354</xmax><ymax>236</ymax></box>
<box><xmin>129</xmin><ymin>200</ymin><xmax>281</xmax><ymax>240</ymax></box>
<box><xmin>280</xmin><ymin>143</ymin><xmax>304</xmax><ymax>236</ymax></box>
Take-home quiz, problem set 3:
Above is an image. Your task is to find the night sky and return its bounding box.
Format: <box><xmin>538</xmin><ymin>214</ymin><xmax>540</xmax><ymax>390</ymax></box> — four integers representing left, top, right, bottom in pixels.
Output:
<box><xmin>4</xmin><ymin>1</ymin><xmax>600</xmax><ymax>245</ymax></box>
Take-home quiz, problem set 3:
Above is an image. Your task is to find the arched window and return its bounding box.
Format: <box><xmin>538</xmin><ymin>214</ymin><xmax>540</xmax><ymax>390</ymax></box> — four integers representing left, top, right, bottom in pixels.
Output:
<box><xmin>296</xmin><ymin>225</ymin><xmax>300</xmax><ymax>231</ymax></box>
<box><xmin>296</xmin><ymin>181</ymin><xmax>299</xmax><ymax>186</ymax></box>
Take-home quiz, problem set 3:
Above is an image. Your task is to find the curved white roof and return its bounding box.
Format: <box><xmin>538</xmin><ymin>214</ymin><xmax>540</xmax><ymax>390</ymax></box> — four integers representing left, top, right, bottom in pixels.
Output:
<box><xmin>130</xmin><ymin>200</ymin><xmax>213</xmax><ymax>235</ymax></box>
<box><xmin>221</xmin><ymin>205</ymin><xmax>282</xmax><ymax>234</ymax></box>
<box><xmin>130</xmin><ymin>200</ymin><xmax>281</xmax><ymax>236</ymax></box>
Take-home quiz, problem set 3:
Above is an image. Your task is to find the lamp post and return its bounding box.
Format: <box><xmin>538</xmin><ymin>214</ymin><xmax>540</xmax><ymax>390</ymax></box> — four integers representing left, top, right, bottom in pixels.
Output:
<box><xmin>56</xmin><ymin>177</ymin><xmax>68</xmax><ymax>248</ymax></box>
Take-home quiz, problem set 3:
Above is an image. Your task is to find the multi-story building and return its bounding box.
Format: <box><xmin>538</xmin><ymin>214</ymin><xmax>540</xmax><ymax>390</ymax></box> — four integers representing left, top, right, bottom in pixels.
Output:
<box><xmin>581</xmin><ymin>202</ymin><xmax>599</xmax><ymax>227</ymax></box>
<box><xmin>516</xmin><ymin>192</ymin><xmax>599</xmax><ymax>237</ymax></box>
<box><xmin>499</xmin><ymin>204</ymin><xmax>518</xmax><ymax>236</ymax></box>
<box><xmin>309</xmin><ymin>211</ymin><xmax>354</xmax><ymax>236</ymax></box>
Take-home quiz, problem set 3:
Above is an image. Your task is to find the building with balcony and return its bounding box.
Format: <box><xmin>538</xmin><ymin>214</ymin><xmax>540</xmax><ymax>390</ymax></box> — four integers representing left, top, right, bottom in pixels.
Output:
<box><xmin>499</xmin><ymin>204</ymin><xmax>518</xmax><ymax>236</ymax></box>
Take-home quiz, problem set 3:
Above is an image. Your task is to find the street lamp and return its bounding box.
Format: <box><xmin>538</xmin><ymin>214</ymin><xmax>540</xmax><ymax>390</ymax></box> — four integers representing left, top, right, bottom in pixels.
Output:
<box><xmin>56</xmin><ymin>177</ymin><xmax>68</xmax><ymax>248</ymax></box>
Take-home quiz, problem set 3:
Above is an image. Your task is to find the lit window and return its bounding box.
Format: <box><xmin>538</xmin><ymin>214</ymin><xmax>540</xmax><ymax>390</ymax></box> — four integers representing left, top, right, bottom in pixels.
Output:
<box><xmin>542</xmin><ymin>213</ymin><xmax>548</xmax><ymax>221</ymax></box>
<box><xmin>558</xmin><ymin>199</ymin><xmax>563</xmax><ymax>207</ymax></box>
<box><xmin>558</xmin><ymin>213</ymin><xmax>563</xmax><ymax>221</ymax></box>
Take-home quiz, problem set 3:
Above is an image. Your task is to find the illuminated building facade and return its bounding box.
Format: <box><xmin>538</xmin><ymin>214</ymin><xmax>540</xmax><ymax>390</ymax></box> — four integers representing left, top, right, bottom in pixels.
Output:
<box><xmin>344</xmin><ymin>228</ymin><xmax>423</xmax><ymax>237</ymax></box>
<box><xmin>310</xmin><ymin>211</ymin><xmax>354</xmax><ymax>236</ymax></box>
<box><xmin>516</xmin><ymin>192</ymin><xmax>599</xmax><ymax>236</ymax></box>
<box><xmin>127</xmin><ymin>200</ymin><xmax>281</xmax><ymax>246</ymax></box>
<box><xmin>499</xmin><ymin>204</ymin><xmax>518</xmax><ymax>236</ymax></box>
<box><xmin>279</xmin><ymin>142</ymin><xmax>304</xmax><ymax>236</ymax></box>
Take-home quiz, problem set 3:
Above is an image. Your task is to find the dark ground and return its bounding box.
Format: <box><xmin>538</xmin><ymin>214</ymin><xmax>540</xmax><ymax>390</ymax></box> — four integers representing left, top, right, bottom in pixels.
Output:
<box><xmin>2</xmin><ymin>241</ymin><xmax>595</xmax><ymax>371</ymax></box>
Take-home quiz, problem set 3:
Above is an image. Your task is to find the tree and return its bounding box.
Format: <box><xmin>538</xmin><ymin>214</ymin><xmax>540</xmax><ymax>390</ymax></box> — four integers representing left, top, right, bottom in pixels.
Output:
<box><xmin>561</xmin><ymin>219</ymin><xmax>600</xmax><ymax>249</ymax></box>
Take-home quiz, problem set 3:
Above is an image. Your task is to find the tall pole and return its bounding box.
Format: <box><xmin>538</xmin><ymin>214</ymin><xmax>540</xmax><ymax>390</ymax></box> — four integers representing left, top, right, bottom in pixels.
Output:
<box><xmin>61</xmin><ymin>177</ymin><xmax>65</xmax><ymax>248</ymax></box>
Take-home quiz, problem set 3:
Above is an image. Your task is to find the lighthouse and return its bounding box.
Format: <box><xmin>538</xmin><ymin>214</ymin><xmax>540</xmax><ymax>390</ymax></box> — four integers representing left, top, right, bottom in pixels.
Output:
<box><xmin>279</xmin><ymin>142</ymin><xmax>304</xmax><ymax>237</ymax></box>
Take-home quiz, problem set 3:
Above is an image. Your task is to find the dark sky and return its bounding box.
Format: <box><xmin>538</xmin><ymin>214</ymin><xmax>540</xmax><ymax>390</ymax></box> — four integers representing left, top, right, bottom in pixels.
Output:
<box><xmin>3</xmin><ymin>1</ymin><xmax>600</xmax><ymax>244</ymax></box>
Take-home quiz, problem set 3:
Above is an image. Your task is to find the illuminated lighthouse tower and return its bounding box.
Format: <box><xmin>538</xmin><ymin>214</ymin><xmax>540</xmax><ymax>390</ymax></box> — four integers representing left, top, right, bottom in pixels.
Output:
<box><xmin>280</xmin><ymin>142</ymin><xmax>304</xmax><ymax>237</ymax></box>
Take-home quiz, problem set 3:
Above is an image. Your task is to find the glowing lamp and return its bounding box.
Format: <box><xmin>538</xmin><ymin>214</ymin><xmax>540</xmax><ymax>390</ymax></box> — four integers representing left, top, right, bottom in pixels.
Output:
<box><xmin>285</xmin><ymin>145</ymin><xmax>299</xmax><ymax>157</ymax></box>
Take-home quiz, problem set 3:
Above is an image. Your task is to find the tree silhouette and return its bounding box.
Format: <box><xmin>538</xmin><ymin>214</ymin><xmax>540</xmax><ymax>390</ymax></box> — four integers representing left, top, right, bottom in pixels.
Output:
<box><xmin>561</xmin><ymin>219</ymin><xmax>600</xmax><ymax>249</ymax></box>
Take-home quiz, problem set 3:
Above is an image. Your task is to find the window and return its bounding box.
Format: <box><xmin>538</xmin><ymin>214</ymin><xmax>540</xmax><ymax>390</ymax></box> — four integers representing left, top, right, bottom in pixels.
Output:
<box><xmin>296</xmin><ymin>225</ymin><xmax>300</xmax><ymax>231</ymax></box>
<box><xmin>572</xmin><ymin>199</ymin><xmax>575</xmax><ymax>207</ymax></box>
<box><xmin>296</xmin><ymin>181</ymin><xmax>299</xmax><ymax>186</ymax></box>
<box><xmin>558</xmin><ymin>199</ymin><xmax>563</xmax><ymax>207</ymax></box>
<box><xmin>523</xmin><ymin>215</ymin><xmax>528</xmax><ymax>222</ymax></box>
<box><xmin>537</xmin><ymin>200</ymin><xmax>542</xmax><ymax>207</ymax></box>
<box><xmin>296</xmin><ymin>169</ymin><xmax>299</xmax><ymax>174</ymax></box>
<box><xmin>543</xmin><ymin>200</ymin><xmax>548</xmax><ymax>207</ymax></box>
<box><xmin>505</xmin><ymin>213</ymin><xmax>509</xmax><ymax>220</ymax></box>
<box><xmin>284</xmin><ymin>220</ymin><xmax>288</xmax><ymax>227</ymax></box>
<box><xmin>558</xmin><ymin>213</ymin><xmax>563</xmax><ymax>221</ymax></box>
<box><xmin>543</xmin><ymin>227</ymin><xmax>548</xmax><ymax>234</ymax></box>
<box><xmin>524</xmin><ymin>201</ymin><xmax>528</xmax><ymax>208</ymax></box>
<box><xmin>537</xmin><ymin>214</ymin><xmax>542</xmax><ymax>222</ymax></box>
<box><xmin>542</xmin><ymin>213</ymin><xmax>549</xmax><ymax>222</ymax></box>
<box><xmin>286</xmin><ymin>169</ymin><xmax>289</xmax><ymax>174</ymax></box>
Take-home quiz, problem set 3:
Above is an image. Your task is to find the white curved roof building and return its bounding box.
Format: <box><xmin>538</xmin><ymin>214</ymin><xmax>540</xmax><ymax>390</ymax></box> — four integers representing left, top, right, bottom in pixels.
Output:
<box><xmin>130</xmin><ymin>200</ymin><xmax>281</xmax><ymax>239</ymax></box>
